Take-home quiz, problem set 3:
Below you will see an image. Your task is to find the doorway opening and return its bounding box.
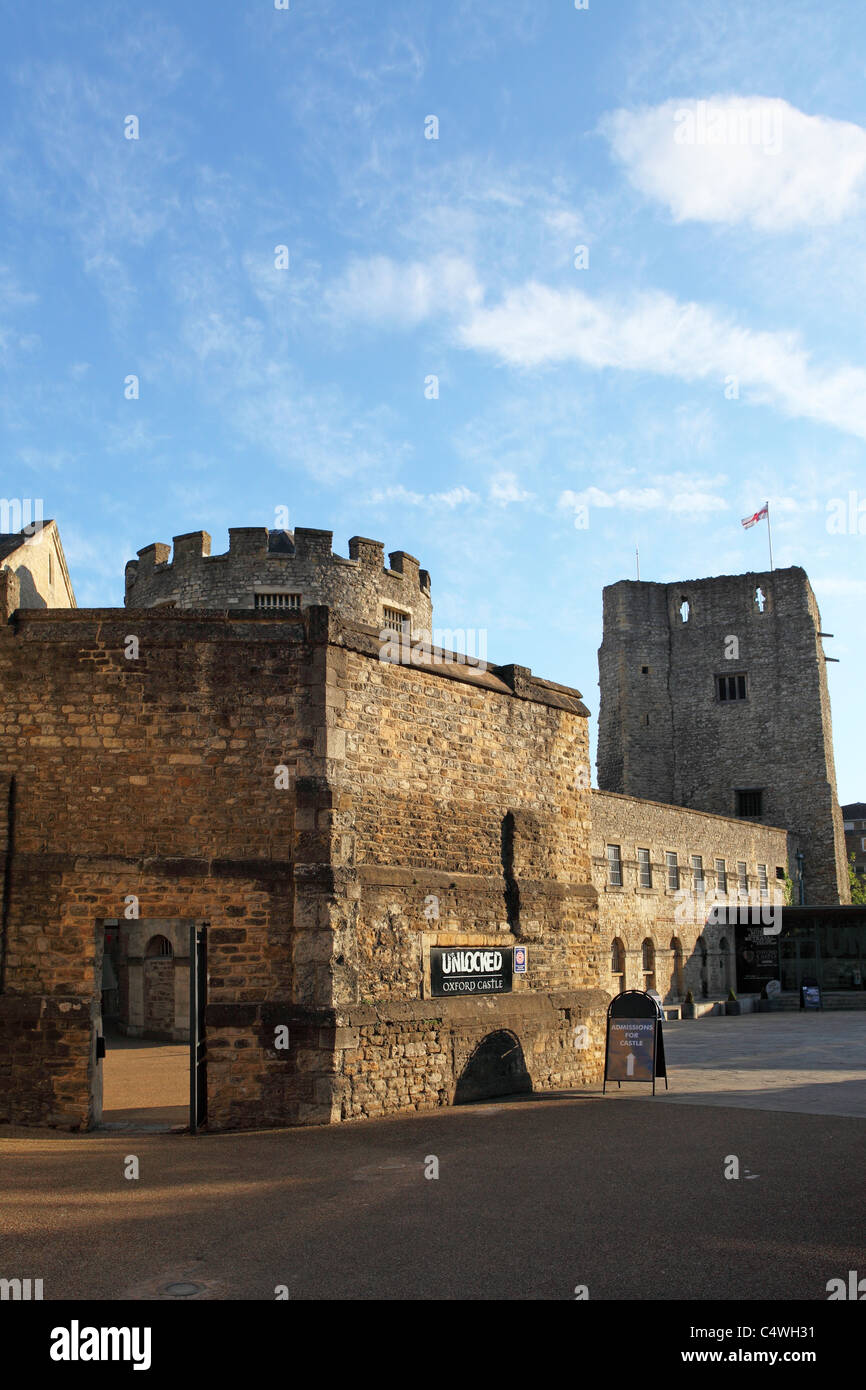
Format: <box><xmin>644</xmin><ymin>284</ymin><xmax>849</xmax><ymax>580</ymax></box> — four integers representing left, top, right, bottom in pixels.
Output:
<box><xmin>98</xmin><ymin>918</ymin><xmax>206</xmax><ymax>1132</ymax></box>
<box><xmin>454</xmin><ymin>1030</ymin><xmax>531</xmax><ymax>1104</ymax></box>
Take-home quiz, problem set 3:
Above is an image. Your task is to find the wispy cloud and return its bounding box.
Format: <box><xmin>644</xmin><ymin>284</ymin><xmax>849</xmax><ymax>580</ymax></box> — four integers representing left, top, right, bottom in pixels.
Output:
<box><xmin>326</xmin><ymin>255</ymin><xmax>482</xmax><ymax>327</ymax></box>
<box><xmin>368</xmin><ymin>483</ymin><xmax>479</xmax><ymax>508</ymax></box>
<box><xmin>460</xmin><ymin>282</ymin><xmax>866</xmax><ymax>441</ymax></box>
<box><xmin>559</xmin><ymin>477</ymin><xmax>728</xmax><ymax>517</ymax></box>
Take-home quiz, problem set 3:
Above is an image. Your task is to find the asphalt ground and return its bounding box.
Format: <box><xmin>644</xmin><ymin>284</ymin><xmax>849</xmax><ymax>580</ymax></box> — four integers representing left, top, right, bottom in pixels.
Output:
<box><xmin>2</xmin><ymin>1013</ymin><xmax>864</xmax><ymax>1302</ymax></box>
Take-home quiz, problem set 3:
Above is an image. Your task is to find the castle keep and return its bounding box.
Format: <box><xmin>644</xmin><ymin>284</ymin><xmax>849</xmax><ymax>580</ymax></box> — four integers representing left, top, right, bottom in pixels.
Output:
<box><xmin>0</xmin><ymin>526</ymin><xmax>852</xmax><ymax>1132</ymax></box>
<box><xmin>598</xmin><ymin>568</ymin><xmax>848</xmax><ymax>905</ymax></box>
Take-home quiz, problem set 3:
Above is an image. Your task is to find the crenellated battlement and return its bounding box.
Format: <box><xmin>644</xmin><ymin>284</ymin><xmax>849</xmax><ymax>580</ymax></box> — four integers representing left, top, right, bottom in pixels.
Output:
<box><xmin>124</xmin><ymin>526</ymin><xmax>433</xmax><ymax>632</ymax></box>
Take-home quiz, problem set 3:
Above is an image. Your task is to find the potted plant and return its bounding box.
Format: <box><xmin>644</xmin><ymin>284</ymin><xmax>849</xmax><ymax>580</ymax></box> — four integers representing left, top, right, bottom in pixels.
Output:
<box><xmin>682</xmin><ymin>988</ymin><xmax>697</xmax><ymax>1020</ymax></box>
<box><xmin>725</xmin><ymin>987</ymin><xmax>741</xmax><ymax>1016</ymax></box>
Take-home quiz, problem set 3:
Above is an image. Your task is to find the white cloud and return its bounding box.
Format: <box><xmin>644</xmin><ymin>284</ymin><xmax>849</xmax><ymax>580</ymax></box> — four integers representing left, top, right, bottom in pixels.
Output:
<box><xmin>603</xmin><ymin>97</ymin><xmax>866</xmax><ymax>229</ymax></box>
<box><xmin>489</xmin><ymin>472</ymin><xmax>533</xmax><ymax>505</ymax></box>
<box><xmin>326</xmin><ymin>254</ymin><xmax>483</xmax><ymax>326</ymax></box>
<box><xmin>460</xmin><ymin>282</ymin><xmax>866</xmax><ymax>441</ymax></box>
<box><xmin>369</xmin><ymin>484</ymin><xmax>479</xmax><ymax>508</ymax></box>
<box><xmin>559</xmin><ymin>478</ymin><xmax>728</xmax><ymax>517</ymax></box>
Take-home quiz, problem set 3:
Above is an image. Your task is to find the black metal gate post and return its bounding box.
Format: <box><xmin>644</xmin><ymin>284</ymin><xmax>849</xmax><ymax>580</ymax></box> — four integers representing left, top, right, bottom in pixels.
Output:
<box><xmin>189</xmin><ymin>921</ymin><xmax>208</xmax><ymax>1133</ymax></box>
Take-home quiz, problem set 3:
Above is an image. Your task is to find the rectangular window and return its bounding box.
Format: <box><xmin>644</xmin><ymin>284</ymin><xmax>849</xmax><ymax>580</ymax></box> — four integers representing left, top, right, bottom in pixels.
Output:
<box><xmin>843</xmin><ymin>821</ymin><xmax>854</xmax><ymax>832</ymax></box>
<box><xmin>637</xmin><ymin>847</ymin><xmax>652</xmax><ymax>889</ymax></box>
<box><xmin>382</xmin><ymin>606</ymin><xmax>410</xmax><ymax>635</ymax></box>
<box><xmin>757</xmin><ymin>863</ymin><xmax>769</xmax><ymax>899</ymax></box>
<box><xmin>716</xmin><ymin>673</ymin><xmax>747</xmax><ymax>701</ymax></box>
<box><xmin>606</xmin><ymin>844</ymin><xmax>622</xmax><ymax>887</ymax></box>
<box><xmin>691</xmin><ymin>855</ymin><xmax>705</xmax><ymax>892</ymax></box>
<box><xmin>737</xmin><ymin>861</ymin><xmax>749</xmax><ymax>896</ymax></box>
<box><xmin>666</xmin><ymin>852</ymin><xmax>679</xmax><ymax>891</ymax></box>
<box><xmin>715</xmin><ymin>859</ymin><xmax>727</xmax><ymax>895</ymax></box>
<box><xmin>255</xmin><ymin>591</ymin><xmax>301</xmax><ymax>611</ymax></box>
<box><xmin>736</xmin><ymin>789</ymin><xmax>763</xmax><ymax>817</ymax></box>
<box><xmin>861</xmin><ymin>838</ymin><xmax>866</xmax><ymax>852</ymax></box>
<box><xmin>48</xmin><ymin>551</ymin><xmax>54</xmax><ymax>586</ymax></box>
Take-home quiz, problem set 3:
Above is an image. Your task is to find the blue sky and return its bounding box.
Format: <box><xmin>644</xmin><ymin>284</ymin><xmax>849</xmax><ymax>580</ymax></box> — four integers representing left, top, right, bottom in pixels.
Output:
<box><xmin>2</xmin><ymin>0</ymin><xmax>866</xmax><ymax>799</ymax></box>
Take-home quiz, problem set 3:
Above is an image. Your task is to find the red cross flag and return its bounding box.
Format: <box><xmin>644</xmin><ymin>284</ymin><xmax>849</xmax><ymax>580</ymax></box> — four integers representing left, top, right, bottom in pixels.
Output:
<box><xmin>741</xmin><ymin>505</ymin><xmax>768</xmax><ymax>529</ymax></box>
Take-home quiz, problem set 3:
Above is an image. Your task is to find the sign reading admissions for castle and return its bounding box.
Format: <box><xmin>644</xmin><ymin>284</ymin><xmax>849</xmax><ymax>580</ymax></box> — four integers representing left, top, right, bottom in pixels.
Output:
<box><xmin>430</xmin><ymin>946</ymin><xmax>514</xmax><ymax>997</ymax></box>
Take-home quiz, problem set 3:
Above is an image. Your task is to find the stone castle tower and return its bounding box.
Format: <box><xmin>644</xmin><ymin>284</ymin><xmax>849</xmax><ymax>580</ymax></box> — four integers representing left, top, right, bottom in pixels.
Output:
<box><xmin>597</xmin><ymin>566</ymin><xmax>849</xmax><ymax>904</ymax></box>
<box><xmin>125</xmin><ymin>527</ymin><xmax>433</xmax><ymax>634</ymax></box>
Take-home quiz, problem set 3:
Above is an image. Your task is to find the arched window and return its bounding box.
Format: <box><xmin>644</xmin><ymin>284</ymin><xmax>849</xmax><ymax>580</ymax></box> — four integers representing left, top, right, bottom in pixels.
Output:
<box><xmin>611</xmin><ymin>938</ymin><xmax>625</xmax><ymax>993</ymax></box>
<box><xmin>698</xmin><ymin>936</ymin><xmax>708</xmax><ymax>998</ymax></box>
<box><xmin>145</xmin><ymin>934</ymin><xmax>173</xmax><ymax>958</ymax></box>
<box><xmin>670</xmin><ymin>936</ymin><xmax>684</xmax><ymax>997</ymax></box>
<box><xmin>642</xmin><ymin>938</ymin><xmax>656</xmax><ymax>991</ymax></box>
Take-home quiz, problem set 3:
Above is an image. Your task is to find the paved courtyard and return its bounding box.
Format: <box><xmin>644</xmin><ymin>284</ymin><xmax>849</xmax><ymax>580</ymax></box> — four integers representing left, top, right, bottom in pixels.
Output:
<box><xmin>637</xmin><ymin>1010</ymin><xmax>866</xmax><ymax>1118</ymax></box>
<box><xmin>1</xmin><ymin>1013</ymin><xmax>864</xmax><ymax>1300</ymax></box>
<box><xmin>101</xmin><ymin>1033</ymin><xmax>187</xmax><ymax>1131</ymax></box>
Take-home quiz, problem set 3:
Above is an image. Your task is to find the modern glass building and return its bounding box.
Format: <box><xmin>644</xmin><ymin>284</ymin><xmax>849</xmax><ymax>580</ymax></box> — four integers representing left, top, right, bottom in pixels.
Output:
<box><xmin>713</xmin><ymin>907</ymin><xmax>866</xmax><ymax>997</ymax></box>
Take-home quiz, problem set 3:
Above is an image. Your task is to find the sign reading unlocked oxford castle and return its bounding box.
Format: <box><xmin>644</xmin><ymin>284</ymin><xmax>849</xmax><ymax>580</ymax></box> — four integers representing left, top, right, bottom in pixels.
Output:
<box><xmin>0</xmin><ymin>522</ymin><xmax>848</xmax><ymax>1129</ymax></box>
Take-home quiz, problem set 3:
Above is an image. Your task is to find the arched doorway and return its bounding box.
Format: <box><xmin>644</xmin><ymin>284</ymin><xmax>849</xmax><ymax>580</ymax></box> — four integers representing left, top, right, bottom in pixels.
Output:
<box><xmin>611</xmin><ymin>937</ymin><xmax>626</xmax><ymax>994</ymax></box>
<box><xmin>669</xmin><ymin>936</ymin><xmax>684</xmax><ymax>999</ymax></box>
<box><xmin>454</xmin><ymin>1030</ymin><xmax>531</xmax><ymax>1104</ymax></box>
<box><xmin>719</xmin><ymin>936</ymin><xmax>734</xmax><ymax>994</ymax></box>
<box><xmin>642</xmin><ymin>938</ymin><xmax>656</xmax><ymax>992</ymax></box>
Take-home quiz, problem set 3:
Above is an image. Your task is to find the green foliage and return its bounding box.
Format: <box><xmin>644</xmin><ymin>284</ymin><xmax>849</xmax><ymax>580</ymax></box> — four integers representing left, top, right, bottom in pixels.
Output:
<box><xmin>782</xmin><ymin>867</ymin><xmax>795</xmax><ymax>906</ymax></box>
<box><xmin>848</xmin><ymin>852</ymin><xmax>866</xmax><ymax>905</ymax></box>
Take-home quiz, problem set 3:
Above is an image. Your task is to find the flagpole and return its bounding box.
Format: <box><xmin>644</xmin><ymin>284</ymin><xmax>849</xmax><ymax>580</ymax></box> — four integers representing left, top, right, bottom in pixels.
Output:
<box><xmin>765</xmin><ymin>500</ymin><xmax>774</xmax><ymax>571</ymax></box>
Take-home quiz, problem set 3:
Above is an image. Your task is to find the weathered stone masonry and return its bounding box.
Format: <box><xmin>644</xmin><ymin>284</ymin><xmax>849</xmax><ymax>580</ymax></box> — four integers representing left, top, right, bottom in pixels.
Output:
<box><xmin>125</xmin><ymin>526</ymin><xmax>433</xmax><ymax>637</ymax></box>
<box><xmin>592</xmin><ymin>789</ymin><xmax>792</xmax><ymax>1001</ymax></box>
<box><xmin>597</xmin><ymin>567</ymin><xmax>848</xmax><ymax>904</ymax></box>
<box><xmin>0</xmin><ymin>588</ymin><xmax>606</xmax><ymax>1130</ymax></box>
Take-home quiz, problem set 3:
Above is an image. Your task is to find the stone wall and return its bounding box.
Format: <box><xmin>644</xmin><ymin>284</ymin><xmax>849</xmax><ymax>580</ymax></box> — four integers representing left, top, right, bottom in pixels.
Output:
<box><xmin>592</xmin><ymin>789</ymin><xmax>793</xmax><ymax>1001</ymax></box>
<box><xmin>124</xmin><ymin>527</ymin><xmax>433</xmax><ymax>637</ymax></box>
<box><xmin>597</xmin><ymin>567</ymin><xmax>848</xmax><ymax>904</ymax></box>
<box><xmin>0</xmin><ymin>595</ymin><xmax>609</xmax><ymax>1131</ymax></box>
<box><xmin>0</xmin><ymin>602</ymin><xmax>311</xmax><ymax>1128</ymax></box>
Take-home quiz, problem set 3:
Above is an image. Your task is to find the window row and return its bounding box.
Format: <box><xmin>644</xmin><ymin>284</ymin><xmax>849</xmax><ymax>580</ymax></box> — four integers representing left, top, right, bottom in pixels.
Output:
<box><xmin>605</xmin><ymin>846</ymin><xmax>780</xmax><ymax>897</ymax></box>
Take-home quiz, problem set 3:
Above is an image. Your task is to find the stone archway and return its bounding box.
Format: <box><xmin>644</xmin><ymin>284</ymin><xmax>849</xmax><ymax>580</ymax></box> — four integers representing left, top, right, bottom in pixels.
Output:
<box><xmin>454</xmin><ymin>1030</ymin><xmax>531</xmax><ymax>1104</ymax></box>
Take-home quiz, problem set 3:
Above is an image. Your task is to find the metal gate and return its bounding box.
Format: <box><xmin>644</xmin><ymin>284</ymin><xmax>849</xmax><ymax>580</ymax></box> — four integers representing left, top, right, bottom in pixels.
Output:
<box><xmin>189</xmin><ymin>922</ymin><xmax>208</xmax><ymax>1133</ymax></box>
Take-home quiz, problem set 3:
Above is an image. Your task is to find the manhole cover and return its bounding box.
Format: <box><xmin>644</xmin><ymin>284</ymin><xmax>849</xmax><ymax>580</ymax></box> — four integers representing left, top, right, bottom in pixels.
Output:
<box><xmin>162</xmin><ymin>1282</ymin><xmax>203</xmax><ymax>1297</ymax></box>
